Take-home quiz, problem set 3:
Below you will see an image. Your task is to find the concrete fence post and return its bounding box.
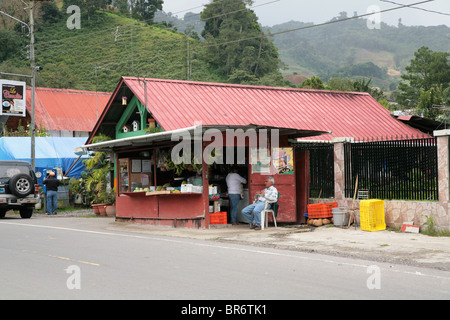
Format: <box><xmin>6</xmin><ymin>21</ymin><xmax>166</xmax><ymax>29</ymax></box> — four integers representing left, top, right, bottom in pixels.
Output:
<box><xmin>332</xmin><ymin>138</ymin><xmax>354</xmax><ymax>207</ymax></box>
<box><xmin>434</xmin><ymin>130</ymin><xmax>450</xmax><ymax>230</ymax></box>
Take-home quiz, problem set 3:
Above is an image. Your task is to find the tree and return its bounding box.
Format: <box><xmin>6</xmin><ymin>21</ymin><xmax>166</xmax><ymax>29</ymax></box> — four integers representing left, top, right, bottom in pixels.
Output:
<box><xmin>325</xmin><ymin>77</ymin><xmax>387</xmax><ymax>104</ymax></box>
<box><xmin>115</xmin><ymin>0</ymin><xmax>163</xmax><ymax>23</ymax></box>
<box><xmin>39</xmin><ymin>1</ymin><xmax>63</xmax><ymax>24</ymax></box>
<box><xmin>416</xmin><ymin>85</ymin><xmax>445</xmax><ymax>120</ymax></box>
<box><xmin>200</xmin><ymin>0</ymin><xmax>282</xmax><ymax>83</ymax></box>
<box><xmin>0</xmin><ymin>0</ymin><xmax>29</xmax><ymax>30</ymax></box>
<box><xmin>62</xmin><ymin>0</ymin><xmax>109</xmax><ymax>20</ymax></box>
<box><xmin>352</xmin><ymin>78</ymin><xmax>385</xmax><ymax>102</ymax></box>
<box><xmin>396</xmin><ymin>46</ymin><xmax>450</xmax><ymax>109</ymax></box>
<box><xmin>0</xmin><ymin>29</ymin><xmax>24</xmax><ymax>63</ymax></box>
<box><xmin>298</xmin><ymin>76</ymin><xmax>325</xmax><ymax>90</ymax></box>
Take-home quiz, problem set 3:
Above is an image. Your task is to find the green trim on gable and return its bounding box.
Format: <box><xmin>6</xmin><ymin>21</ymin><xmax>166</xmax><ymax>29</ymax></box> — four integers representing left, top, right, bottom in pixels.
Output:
<box><xmin>116</xmin><ymin>96</ymin><xmax>148</xmax><ymax>139</ymax></box>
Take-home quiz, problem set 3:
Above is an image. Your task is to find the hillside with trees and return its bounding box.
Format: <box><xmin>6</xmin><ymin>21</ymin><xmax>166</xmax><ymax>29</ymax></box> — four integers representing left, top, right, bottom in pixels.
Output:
<box><xmin>0</xmin><ymin>0</ymin><xmax>288</xmax><ymax>92</ymax></box>
<box><xmin>157</xmin><ymin>9</ymin><xmax>449</xmax><ymax>92</ymax></box>
<box><xmin>0</xmin><ymin>1</ymin><xmax>448</xmax><ymax>119</ymax></box>
<box><xmin>267</xmin><ymin>13</ymin><xmax>449</xmax><ymax>91</ymax></box>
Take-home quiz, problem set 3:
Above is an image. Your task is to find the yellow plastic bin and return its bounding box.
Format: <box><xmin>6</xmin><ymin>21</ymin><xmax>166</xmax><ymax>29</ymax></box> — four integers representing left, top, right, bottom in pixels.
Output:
<box><xmin>359</xmin><ymin>200</ymin><xmax>386</xmax><ymax>231</ymax></box>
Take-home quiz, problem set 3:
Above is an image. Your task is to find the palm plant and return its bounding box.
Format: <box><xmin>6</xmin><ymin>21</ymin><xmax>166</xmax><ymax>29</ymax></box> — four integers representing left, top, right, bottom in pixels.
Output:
<box><xmin>82</xmin><ymin>134</ymin><xmax>113</xmax><ymax>204</ymax></box>
<box><xmin>85</xmin><ymin>166</ymin><xmax>110</xmax><ymax>204</ymax></box>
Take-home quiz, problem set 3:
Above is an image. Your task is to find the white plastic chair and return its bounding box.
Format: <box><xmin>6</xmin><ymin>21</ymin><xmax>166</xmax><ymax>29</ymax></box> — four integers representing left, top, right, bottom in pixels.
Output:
<box><xmin>260</xmin><ymin>199</ymin><xmax>278</xmax><ymax>230</ymax></box>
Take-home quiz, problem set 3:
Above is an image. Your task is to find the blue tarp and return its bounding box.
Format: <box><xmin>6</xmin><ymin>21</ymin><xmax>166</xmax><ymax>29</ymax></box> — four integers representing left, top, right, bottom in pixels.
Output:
<box><xmin>0</xmin><ymin>137</ymin><xmax>89</xmax><ymax>184</ymax></box>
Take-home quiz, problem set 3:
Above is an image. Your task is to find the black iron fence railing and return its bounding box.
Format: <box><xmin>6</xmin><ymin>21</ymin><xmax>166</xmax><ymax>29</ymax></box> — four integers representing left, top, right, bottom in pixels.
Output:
<box><xmin>344</xmin><ymin>138</ymin><xmax>438</xmax><ymax>201</ymax></box>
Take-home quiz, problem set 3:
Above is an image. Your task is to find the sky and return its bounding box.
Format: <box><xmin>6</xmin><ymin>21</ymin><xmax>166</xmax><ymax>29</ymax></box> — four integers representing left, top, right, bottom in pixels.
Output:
<box><xmin>161</xmin><ymin>0</ymin><xmax>450</xmax><ymax>27</ymax></box>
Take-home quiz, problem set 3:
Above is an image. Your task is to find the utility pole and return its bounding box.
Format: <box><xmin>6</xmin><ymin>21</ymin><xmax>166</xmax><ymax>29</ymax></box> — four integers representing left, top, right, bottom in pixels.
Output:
<box><xmin>29</xmin><ymin>0</ymin><xmax>36</xmax><ymax>171</ymax></box>
<box><xmin>0</xmin><ymin>1</ymin><xmax>40</xmax><ymax>169</ymax></box>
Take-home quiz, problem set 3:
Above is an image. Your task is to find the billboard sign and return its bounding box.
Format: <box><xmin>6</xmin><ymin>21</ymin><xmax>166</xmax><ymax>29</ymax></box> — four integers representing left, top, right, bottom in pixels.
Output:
<box><xmin>0</xmin><ymin>80</ymin><xmax>26</xmax><ymax>117</ymax></box>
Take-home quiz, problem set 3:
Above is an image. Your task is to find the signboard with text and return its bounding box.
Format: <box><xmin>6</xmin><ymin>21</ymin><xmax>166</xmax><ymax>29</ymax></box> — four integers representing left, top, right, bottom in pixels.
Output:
<box><xmin>0</xmin><ymin>80</ymin><xmax>26</xmax><ymax>117</ymax></box>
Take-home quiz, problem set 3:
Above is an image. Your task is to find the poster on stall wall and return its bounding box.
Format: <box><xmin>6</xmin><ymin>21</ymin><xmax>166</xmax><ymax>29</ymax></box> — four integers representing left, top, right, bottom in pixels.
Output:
<box><xmin>250</xmin><ymin>148</ymin><xmax>271</xmax><ymax>174</ymax></box>
<box><xmin>273</xmin><ymin>147</ymin><xmax>294</xmax><ymax>175</ymax></box>
<box><xmin>0</xmin><ymin>80</ymin><xmax>26</xmax><ymax>117</ymax></box>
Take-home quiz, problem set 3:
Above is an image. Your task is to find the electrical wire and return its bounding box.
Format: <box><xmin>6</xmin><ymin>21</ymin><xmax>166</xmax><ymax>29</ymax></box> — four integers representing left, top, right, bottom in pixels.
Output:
<box><xmin>34</xmin><ymin>0</ymin><xmax>280</xmax><ymax>60</ymax></box>
<box><xmin>84</xmin><ymin>0</ymin><xmax>437</xmax><ymax>70</ymax></box>
<box><xmin>35</xmin><ymin>0</ymin><xmax>280</xmax><ymax>50</ymax></box>
<box><xmin>380</xmin><ymin>0</ymin><xmax>449</xmax><ymax>16</ymax></box>
<box><xmin>33</xmin><ymin>0</ymin><xmax>439</xmax><ymax>88</ymax></box>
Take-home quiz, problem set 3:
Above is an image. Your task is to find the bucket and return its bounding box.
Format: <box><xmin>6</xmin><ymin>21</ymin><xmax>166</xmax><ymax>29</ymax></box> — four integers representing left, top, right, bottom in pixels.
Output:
<box><xmin>332</xmin><ymin>207</ymin><xmax>349</xmax><ymax>226</ymax></box>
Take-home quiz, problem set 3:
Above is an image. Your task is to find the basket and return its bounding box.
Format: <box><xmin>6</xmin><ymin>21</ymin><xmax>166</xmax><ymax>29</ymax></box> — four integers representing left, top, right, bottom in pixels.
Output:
<box><xmin>359</xmin><ymin>200</ymin><xmax>386</xmax><ymax>232</ymax></box>
<box><xmin>210</xmin><ymin>211</ymin><xmax>227</xmax><ymax>225</ymax></box>
<box><xmin>307</xmin><ymin>202</ymin><xmax>337</xmax><ymax>219</ymax></box>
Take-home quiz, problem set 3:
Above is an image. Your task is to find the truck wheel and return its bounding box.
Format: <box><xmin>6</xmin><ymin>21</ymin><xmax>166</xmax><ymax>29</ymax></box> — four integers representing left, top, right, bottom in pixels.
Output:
<box><xmin>9</xmin><ymin>174</ymin><xmax>34</xmax><ymax>198</ymax></box>
<box><xmin>19</xmin><ymin>206</ymin><xmax>33</xmax><ymax>219</ymax></box>
<box><xmin>0</xmin><ymin>209</ymin><xmax>7</xmax><ymax>219</ymax></box>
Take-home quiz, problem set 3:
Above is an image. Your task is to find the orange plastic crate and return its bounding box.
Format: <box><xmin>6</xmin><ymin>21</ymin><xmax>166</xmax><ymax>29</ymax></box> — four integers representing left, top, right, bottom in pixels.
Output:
<box><xmin>210</xmin><ymin>212</ymin><xmax>228</xmax><ymax>225</ymax></box>
<box><xmin>307</xmin><ymin>202</ymin><xmax>336</xmax><ymax>218</ymax></box>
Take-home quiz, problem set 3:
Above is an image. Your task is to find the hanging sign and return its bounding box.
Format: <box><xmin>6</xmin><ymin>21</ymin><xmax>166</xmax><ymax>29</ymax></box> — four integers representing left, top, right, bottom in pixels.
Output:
<box><xmin>0</xmin><ymin>80</ymin><xmax>26</xmax><ymax>117</ymax></box>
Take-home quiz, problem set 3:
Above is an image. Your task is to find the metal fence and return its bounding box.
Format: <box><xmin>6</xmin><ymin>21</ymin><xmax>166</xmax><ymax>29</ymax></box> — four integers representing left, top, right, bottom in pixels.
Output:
<box><xmin>344</xmin><ymin>138</ymin><xmax>438</xmax><ymax>201</ymax></box>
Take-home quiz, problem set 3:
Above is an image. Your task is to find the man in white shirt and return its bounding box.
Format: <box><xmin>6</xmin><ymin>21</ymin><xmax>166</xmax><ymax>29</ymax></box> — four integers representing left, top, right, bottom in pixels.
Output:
<box><xmin>241</xmin><ymin>176</ymin><xmax>278</xmax><ymax>230</ymax></box>
<box><xmin>226</xmin><ymin>166</ymin><xmax>247</xmax><ymax>225</ymax></box>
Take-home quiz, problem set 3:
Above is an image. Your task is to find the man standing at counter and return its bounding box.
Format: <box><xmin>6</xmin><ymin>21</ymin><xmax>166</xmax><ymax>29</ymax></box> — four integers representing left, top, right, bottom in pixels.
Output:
<box><xmin>226</xmin><ymin>166</ymin><xmax>247</xmax><ymax>225</ymax></box>
<box><xmin>241</xmin><ymin>176</ymin><xmax>278</xmax><ymax>230</ymax></box>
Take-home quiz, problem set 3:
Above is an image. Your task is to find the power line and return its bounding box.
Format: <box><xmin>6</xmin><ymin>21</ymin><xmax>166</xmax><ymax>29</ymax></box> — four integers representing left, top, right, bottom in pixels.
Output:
<box><xmin>34</xmin><ymin>0</ymin><xmax>279</xmax><ymax>61</ymax></box>
<box><xmin>34</xmin><ymin>0</ymin><xmax>280</xmax><ymax>61</ymax></box>
<box><xmin>35</xmin><ymin>0</ymin><xmax>437</xmax><ymax>85</ymax></box>
<box><xmin>380</xmin><ymin>0</ymin><xmax>450</xmax><ymax>16</ymax></box>
<box><xmin>82</xmin><ymin>0</ymin><xmax>438</xmax><ymax>73</ymax></box>
<box><xmin>35</xmin><ymin>0</ymin><xmax>280</xmax><ymax>50</ymax></box>
<box><xmin>271</xmin><ymin>0</ymin><xmax>435</xmax><ymax>36</ymax></box>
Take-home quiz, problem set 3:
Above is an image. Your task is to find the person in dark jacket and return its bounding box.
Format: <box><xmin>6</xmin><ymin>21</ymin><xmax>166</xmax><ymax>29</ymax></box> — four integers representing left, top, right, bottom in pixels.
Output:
<box><xmin>43</xmin><ymin>171</ymin><xmax>60</xmax><ymax>215</ymax></box>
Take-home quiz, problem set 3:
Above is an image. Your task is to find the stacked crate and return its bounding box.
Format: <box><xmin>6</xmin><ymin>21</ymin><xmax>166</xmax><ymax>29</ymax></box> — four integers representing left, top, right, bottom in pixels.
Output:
<box><xmin>307</xmin><ymin>202</ymin><xmax>337</xmax><ymax>219</ymax></box>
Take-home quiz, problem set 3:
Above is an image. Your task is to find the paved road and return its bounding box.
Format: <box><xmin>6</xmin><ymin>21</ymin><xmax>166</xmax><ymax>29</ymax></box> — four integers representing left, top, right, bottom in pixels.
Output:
<box><xmin>1</xmin><ymin>217</ymin><xmax>449</xmax><ymax>301</ymax></box>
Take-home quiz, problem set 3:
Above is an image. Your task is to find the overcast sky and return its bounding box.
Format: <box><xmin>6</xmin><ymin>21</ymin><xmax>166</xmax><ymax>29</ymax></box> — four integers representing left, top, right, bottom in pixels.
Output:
<box><xmin>162</xmin><ymin>0</ymin><xmax>450</xmax><ymax>27</ymax></box>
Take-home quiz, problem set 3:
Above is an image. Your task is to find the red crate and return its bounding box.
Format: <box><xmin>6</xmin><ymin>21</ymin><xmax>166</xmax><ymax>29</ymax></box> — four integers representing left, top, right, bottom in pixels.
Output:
<box><xmin>327</xmin><ymin>202</ymin><xmax>338</xmax><ymax>210</ymax></box>
<box><xmin>210</xmin><ymin>212</ymin><xmax>228</xmax><ymax>224</ymax></box>
<box><xmin>307</xmin><ymin>202</ymin><xmax>336</xmax><ymax>218</ymax></box>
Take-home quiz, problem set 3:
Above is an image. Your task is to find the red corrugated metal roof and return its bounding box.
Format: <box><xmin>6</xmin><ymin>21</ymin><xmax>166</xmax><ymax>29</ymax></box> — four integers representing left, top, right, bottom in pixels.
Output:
<box><xmin>118</xmin><ymin>77</ymin><xmax>423</xmax><ymax>141</ymax></box>
<box><xmin>26</xmin><ymin>87</ymin><xmax>111</xmax><ymax>132</ymax></box>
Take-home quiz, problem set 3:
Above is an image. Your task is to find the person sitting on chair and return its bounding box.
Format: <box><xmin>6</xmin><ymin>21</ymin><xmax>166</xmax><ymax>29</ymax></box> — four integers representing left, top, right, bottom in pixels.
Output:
<box><xmin>241</xmin><ymin>176</ymin><xmax>278</xmax><ymax>230</ymax></box>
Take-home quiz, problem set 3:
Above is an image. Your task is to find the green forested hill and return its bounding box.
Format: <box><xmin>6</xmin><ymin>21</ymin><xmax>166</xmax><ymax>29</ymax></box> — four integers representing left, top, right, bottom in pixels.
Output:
<box><xmin>1</xmin><ymin>5</ymin><xmax>449</xmax><ymax>93</ymax></box>
<box><xmin>1</xmin><ymin>10</ymin><xmax>226</xmax><ymax>92</ymax></box>
<box><xmin>40</xmin><ymin>12</ymin><xmax>230</xmax><ymax>92</ymax></box>
<box><xmin>156</xmin><ymin>10</ymin><xmax>449</xmax><ymax>91</ymax></box>
<box><xmin>266</xmin><ymin>15</ymin><xmax>450</xmax><ymax>89</ymax></box>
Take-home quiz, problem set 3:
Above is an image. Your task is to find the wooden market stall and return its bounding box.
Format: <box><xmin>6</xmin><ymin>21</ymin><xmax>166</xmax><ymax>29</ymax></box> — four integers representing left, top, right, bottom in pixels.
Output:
<box><xmin>81</xmin><ymin>77</ymin><xmax>351</xmax><ymax>228</ymax></box>
<box><xmin>84</xmin><ymin>124</ymin><xmax>326</xmax><ymax>228</ymax></box>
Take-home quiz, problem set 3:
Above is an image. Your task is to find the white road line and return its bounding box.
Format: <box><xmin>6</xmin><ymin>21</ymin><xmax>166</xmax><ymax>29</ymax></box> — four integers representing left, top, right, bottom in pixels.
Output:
<box><xmin>2</xmin><ymin>220</ymin><xmax>449</xmax><ymax>281</ymax></box>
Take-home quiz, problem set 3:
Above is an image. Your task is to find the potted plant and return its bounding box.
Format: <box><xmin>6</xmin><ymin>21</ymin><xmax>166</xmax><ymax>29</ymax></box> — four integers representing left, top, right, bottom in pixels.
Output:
<box><xmin>104</xmin><ymin>187</ymin><xmax>116</xmax><ymax>217</ymax></box>
<box><xmin>85</xmin><ymin>166</ymin><xmax>110</xmax><ymax>216</ymax></box>
<box><xmin>68</xmin><ymin>177</ymin><xmax>86</xmax><ymax>205</ymax></box>
<box><xmin>83</xmin><ymin>134</ymin><xmax>113</xmax><ymax>216</ymax></box>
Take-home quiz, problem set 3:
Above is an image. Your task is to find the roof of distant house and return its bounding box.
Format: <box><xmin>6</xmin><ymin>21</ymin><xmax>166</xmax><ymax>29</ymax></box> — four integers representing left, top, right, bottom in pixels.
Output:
<box><xmin>24</xmin><ymin>87</ymin><xmax>111</xmax><ymax>132</ymax></box>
